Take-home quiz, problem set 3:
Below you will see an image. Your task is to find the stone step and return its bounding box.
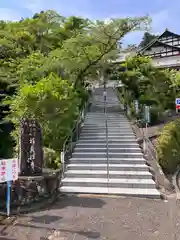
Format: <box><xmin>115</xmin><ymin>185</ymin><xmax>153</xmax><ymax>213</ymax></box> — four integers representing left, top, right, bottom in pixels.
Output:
<box><xmin>85</xmin><ymin>119</ymin><xmax>128</xmax><ymax>121</ymax></box>
<box><xmin>84</xmin><ymin>123</ymin><xmax>130</xmax><ymax>125</ymax></box>
<box><xmin>79</xmin><ymin>135</ymin><xmax>136</xmax><ymax>140</ymax></box>
<box><xmin>72</xmin><ymin>152</ymin><xmax>143</xmax><ymax>158</ymax></box>
<box><xmin>80</xmin><ymin>132</ymin><xmax>134</xmax><ymax>136</ymax></box>
<box><xmin>86</xmin><ymin>113</ymin><xmax>125</xmax><ymax>115</ymax></box>
<box><xmin>85</xmin><ymin>121</ymin><xmax>129</xmax><ymax>124</ymax></box>
<box><xmin>74</xmin><ymin>147</ymin><xmax>142</xmax><ymax>153</ymax></box>
<box><xmin>67</xmin><ymin>163</ymin><xmax>148</xmax><ymax>171</ymax></box>
<box><xmin>84</xmin><ymin>124</ymin><xmax>131</xmax><ymax>125</ymax></box>
<box><xmin>82</xmin><ymin>127</ymin><xmax>132</xmax><ymax>131</ymax></box>
<box><xmin>61</xmin><ymin>178</ymin><xmax>155</xmax><ymax>188</ymax></box>
<box><xmin>77</xmin><ymin>139</ymin><xmax>137</xmax><ymax>143</ymax></box>
<box><xmin>85</xmin><ymin>119</ymin><xmax>128</xmax><ymax>122</ymax></box>
<box><xmin>85</xmin><ymin>115</ymin><xmax>127</xmax><ymax>117</ymax></box>
<box><xmin>85</xmin><ymin>118</ymin><xmax>128</xmax><ymax>120</ymax></box>
<box><xmin>85</xmin><ymin>115</ymin><xmax>127</xmax><ymax>118</ymax></box>
<box><xmin>86</xmin><ymin>112</ymin><xmax>124</xmax><ymax>115</ymax></box>
<box><xmin>84</xmin><ymin>124</ymin><xmax>130</xmax><ymax>127</ymax></box>
<box><xmin>64</xmin><ymin>170</ymin><xmax>152</xmax><ymax>179</ymax></box>
<box><xmin>59</xmin><ymin>186</ymin><xmax>161</xmax><ymax>199</ymax></box>
<box><xmin>81</xmin><ymin>130</ymin><xmax>133</xmax><ymax>134</ymax></box>
<box><xmin>76</xmin><ymin>143</ymin><xmax>139</xmax><ymax>148</ymax></box>
<box><xmin>69</xmin><ymin>158</ymin><xmax>146</xmax><ymax>164</ymax></box>
<box><xmin>82</xmin><ymin>127</ymin><xmax>132</xmax><ymax>130</ymax></box>
<box><xmin>83</xmin><ymin>122</ymin><xmax>130</xmax><ymax>125</ymax></box>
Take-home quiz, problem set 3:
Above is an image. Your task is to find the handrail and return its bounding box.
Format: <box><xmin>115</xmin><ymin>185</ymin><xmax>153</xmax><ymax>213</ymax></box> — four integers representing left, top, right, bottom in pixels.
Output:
<box><xmin>135</xmin><ymin>119</ymin><xmax>157</xmax><ymax>160</ymax></box>
<box><xmin>115</xmin><ymin>87</ymin><xmax>161</xmax><ymax>186</ymax></box>
<box><xmin>61</xmin><ymin>98</ymin><xmax>90</xmax><ymax>177</ymax></box>
<box><xmin>104</xmin><ymin>86</ymin><xmax>109</xmax><ymax>183</ymax></box>
<box><xmin>62</xmin><ymin>106</ymin><xmax>84</xmax><ymax>153</ymax></box>
<box><xmin>115</xmin><ymin>86</ymin><xmax>157</xmax><ymax>158</ymax></box>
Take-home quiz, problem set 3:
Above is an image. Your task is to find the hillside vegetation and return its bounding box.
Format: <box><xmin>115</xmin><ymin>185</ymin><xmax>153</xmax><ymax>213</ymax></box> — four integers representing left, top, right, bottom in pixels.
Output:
<box><xmin>0</xmin><ymin>10</ymin><xmax>150</xmax><ymax>168</ymax></box>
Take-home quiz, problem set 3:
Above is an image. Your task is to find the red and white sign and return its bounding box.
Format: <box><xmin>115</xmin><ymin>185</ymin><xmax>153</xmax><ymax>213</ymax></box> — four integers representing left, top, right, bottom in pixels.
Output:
<box><xmin>0</xmin><ymin>158</ymin><xmax>18</xmax><ymax>183</ymax></box>
<box><xmin>176</xmin><ymin>98</ymin><xmax>180</xmax><ymax>109</ymax></box>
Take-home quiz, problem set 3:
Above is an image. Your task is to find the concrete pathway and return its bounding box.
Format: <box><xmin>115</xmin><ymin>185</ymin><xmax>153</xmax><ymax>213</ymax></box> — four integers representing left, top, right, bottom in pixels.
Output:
<box><xmin>1</xmin><ymin>195</ymin><xmax>180</xmax><ymax>240</ymax></box>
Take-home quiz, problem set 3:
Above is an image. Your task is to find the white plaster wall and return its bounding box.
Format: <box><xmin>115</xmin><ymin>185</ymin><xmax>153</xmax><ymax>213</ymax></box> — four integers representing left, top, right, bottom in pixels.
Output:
<box><xmin>115</xmin><ymin>50</ymin><xmax>136</xmax><ymax>62</ymax></box>
<box><xmin>152</xmin><ymin>55</ymin><xmax>180</xmax><ymax>67</ymax></box>
<box><xmin>144</xmin><ymin>46</ymin><xmax>173</xmax><ymax>55</ymax></box>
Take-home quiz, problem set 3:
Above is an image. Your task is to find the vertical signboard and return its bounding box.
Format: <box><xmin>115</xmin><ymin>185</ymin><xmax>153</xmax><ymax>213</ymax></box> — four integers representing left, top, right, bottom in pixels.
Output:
<box><xmin>134</xmin><ymin>100</ymin><xmax>139</xmax><ymax>115</ymax></box>
<box><xmin>0</xmin><ymin>158</ymin><xmax>18</xmax><ymax>183</ymax></box>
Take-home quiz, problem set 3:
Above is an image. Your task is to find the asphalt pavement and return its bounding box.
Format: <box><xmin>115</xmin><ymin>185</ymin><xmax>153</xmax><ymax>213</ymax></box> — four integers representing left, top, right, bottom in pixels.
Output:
<box><xmin>0</xmin><ymin>194</ymin><xmax>180</xmax><ymax>240</ymax></box>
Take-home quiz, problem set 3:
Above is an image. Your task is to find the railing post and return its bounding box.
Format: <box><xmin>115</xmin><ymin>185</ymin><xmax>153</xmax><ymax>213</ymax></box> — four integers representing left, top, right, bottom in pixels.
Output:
<box><xmin>143</xmin><ymin>122</ymin><xmax>148</xmax><ymax>155</ymax></box>
<box><xmin>76</xmin><ymin>121</ymin><xmax>79</xmax><ymax>141</ymax></box>
<box><xmin>61</xmin><ymin>151</ymin><xmax>65</xmax><ymax>177</ymax></box>
<box><xmin>70</xmin><ymin>135</ymin><xmax>73</xmax><ymax>153</ymax></box>
<box><xmin>103</xmin><ymin>83</ymin><xmax>109</xmax><ymax>185</ymax></box>
<box><xmin>60</xmin><ymin>102</ymin><xmax>88</xmax><ymax>180</ymax></box>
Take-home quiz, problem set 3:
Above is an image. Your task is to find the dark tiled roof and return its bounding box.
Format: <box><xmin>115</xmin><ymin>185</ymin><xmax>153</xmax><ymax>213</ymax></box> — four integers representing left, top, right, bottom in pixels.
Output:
<box><xmin>138</xmin><ymin>29</ymin><xmax>180</xmax><ymax>53</ymax></box>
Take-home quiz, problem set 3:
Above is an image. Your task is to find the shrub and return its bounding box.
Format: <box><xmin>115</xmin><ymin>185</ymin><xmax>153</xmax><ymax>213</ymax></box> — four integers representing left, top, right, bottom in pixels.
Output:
<box><xmin>156</xmin><ymin>119</ymin><xmax>180</xmax><ymax>174</ymax></box>
<box><xmin>43</xmin><ymin>147</ymin><xmax>61</xmax><ymax>169</ymax></box>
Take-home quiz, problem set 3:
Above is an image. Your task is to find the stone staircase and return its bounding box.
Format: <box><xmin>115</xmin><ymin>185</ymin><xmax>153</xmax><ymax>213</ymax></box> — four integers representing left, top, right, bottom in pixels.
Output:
<box><xmin>60</xmin><ymin>87</ymin><xmax>161</xmax><ymax>198</ymax></box>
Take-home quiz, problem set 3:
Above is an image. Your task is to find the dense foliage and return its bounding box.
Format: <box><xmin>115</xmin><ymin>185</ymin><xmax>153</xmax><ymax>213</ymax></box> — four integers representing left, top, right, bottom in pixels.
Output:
<box><xmin>112</xmin><ymin>55</ymin><xmax>180</xmax><ymax>173</ymax></box>
<box><xmin>114</xmin><ymin>55</ymin><xmax>180</xmax><ymax>124</ymax></box>
<box><xmin>156</xmin><ymin>119</ymin><xmax>180</xmax><ymax>174</ymax></box>
<box><xmin>0</xmin><ymin>10</ymin><xmax>150</xmax><ymax>167</ymax></box>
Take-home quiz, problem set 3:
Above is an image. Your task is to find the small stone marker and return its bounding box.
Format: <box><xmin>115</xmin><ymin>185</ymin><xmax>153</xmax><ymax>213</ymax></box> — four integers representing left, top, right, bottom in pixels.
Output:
<box><xmin>19</xmin><ymin>118</ymin><xmax>43</xmax><ymax>176</ymax></box>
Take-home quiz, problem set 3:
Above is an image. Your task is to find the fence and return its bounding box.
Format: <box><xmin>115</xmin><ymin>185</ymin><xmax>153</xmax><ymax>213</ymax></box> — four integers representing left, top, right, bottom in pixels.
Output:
<box><xmin>60</xmin><ymin>99</ymin><xmax>91</xmax><ymax>178</ymax></box>
<box><xmin>115</xmin><ymin>87</ymin><xmax>160</xmax><ymax>174</ymax></box>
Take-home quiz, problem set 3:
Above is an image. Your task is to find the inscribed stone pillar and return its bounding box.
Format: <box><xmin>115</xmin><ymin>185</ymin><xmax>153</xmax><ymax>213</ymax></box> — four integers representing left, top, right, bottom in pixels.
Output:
<box><xmin>19</xmin><ymin>119</ymin><xmax>43</xmax><ymax>176</ymax></box>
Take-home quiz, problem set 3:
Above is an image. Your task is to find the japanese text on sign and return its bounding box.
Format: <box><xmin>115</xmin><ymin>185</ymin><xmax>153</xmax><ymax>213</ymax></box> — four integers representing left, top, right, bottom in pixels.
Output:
<box><xmin>176</xmin><ymin>98</ymin><xmax>180</xmax><ymax>105</ymax></box>
<box><xmin>176</xmin><ymin>98</ymin><xmax>180</xmax><ymax>109</ymax></box>
<box><xmin>0</xmin><ymin>158</ymin><xmax>18</xmax><ymax>183</ymax></box>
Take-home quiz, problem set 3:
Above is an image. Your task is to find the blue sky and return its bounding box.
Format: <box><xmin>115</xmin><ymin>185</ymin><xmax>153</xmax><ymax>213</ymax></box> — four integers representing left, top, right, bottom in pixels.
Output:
<box><xmin>0</xmin><ymin>0</ymin><xmax>180</xmax><ymax>46</ymax></box>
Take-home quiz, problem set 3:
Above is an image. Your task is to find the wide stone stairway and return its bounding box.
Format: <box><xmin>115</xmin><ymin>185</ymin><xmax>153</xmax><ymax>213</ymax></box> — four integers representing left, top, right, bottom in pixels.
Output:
<box><xmin>60</xmin><ymin>87</ymin><xmax>161</xmax><ymax>198</ymax></box>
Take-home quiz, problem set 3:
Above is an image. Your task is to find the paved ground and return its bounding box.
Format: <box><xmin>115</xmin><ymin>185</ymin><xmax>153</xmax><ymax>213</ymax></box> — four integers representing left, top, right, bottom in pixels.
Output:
<box><xmin>0</xmin><ymin>194</ymin><xmax>180</xmax><ymax>240</ymax></box>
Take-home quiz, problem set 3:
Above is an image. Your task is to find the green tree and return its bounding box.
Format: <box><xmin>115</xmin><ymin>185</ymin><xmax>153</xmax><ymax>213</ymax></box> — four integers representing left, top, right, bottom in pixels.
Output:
<box><xmin>115</xmin><ymin>55</ymin><xmax>179</xmax><ymax>123</ymax></box>
<box><xmin>139</xmin><ymin>32</ymin><xmax>157</xmax><ymax>48</ymax></box>
<box><xmin>5</xmin><ymin>73</ymin><xmax>80</xmax><ymax>167</ymax></box>
<box><xmin>0</xmin><ymin>10</ymin><xmax>151</xmax><ymax>161</ymax></box>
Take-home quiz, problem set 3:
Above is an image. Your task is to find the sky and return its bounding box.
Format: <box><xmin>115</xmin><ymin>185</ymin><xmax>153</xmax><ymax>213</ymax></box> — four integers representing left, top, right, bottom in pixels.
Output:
<box><xmin>0</xmin><ymin>0</ymin><xmax>180</xmax><ymax>46</ymax></box>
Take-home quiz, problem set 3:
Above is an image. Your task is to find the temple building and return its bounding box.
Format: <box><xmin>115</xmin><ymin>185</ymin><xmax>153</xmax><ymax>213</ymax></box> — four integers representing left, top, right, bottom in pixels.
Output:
<box><xmin>115</xmin><ymin>29</ymin><xmax>180</xmax><ymax>69</ymax></box>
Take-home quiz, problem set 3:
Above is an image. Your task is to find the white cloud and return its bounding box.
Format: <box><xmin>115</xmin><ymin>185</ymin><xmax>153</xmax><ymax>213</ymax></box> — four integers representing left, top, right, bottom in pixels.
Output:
<box><xmin>0</xmin><ymin>8</ymin><xmax>22</xmax><ymax>21</ymax></box>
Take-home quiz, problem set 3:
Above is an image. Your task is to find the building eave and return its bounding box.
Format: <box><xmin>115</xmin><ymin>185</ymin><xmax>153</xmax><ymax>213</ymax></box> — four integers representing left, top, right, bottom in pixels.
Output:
<box><xmin>138</xmin><ymin>29</ymin><xmax>180</xmax><ymax>54</ymax></box>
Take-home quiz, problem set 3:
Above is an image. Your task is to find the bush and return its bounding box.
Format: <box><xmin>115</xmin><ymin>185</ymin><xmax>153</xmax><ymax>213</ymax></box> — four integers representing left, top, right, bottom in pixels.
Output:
<box><xmin>43</xmin><ymin>147</ymin><xmax>61</xmax><ymax>169</ymax></box>
<box><xmin>156</xmin><ymin>119</ymin><xmax>180</xmax><ymax>174</ymax></box>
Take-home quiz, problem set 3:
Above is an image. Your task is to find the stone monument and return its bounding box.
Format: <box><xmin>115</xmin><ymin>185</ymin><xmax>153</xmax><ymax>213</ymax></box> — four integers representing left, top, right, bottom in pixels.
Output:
<box><xmin>19</xmin><ymin>119</ymin><xmax>43</xmax><ymax>176</ymax></box>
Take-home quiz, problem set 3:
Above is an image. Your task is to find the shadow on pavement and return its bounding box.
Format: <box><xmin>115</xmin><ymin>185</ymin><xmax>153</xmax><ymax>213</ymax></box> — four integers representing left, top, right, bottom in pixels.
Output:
<box><xmin>50</xmin><ymin>195</ymin><xmax>106</xmax><ymax>209</ymax></box>
<box><xmin>30</xmin><ymin>215</ymin><xmax>62</xmax><ymax>224</ymax></box>
<box><xmin>15</xmin><ymin>222</ymin><xmax>101</xmax><ymax>239</ymax></box>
